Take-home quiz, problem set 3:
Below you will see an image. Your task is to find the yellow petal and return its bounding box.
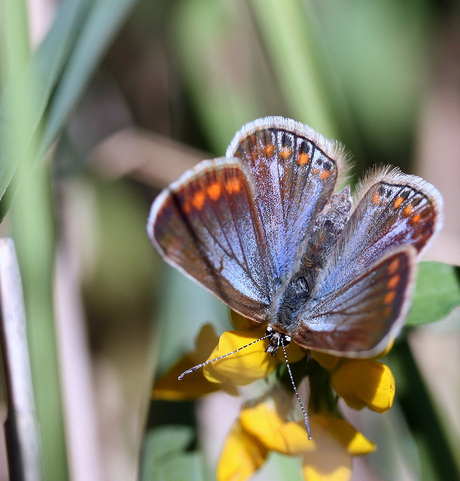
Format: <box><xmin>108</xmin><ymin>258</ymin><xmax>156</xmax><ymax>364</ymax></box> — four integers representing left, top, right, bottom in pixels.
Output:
<box><xmin>372</xmin><ymin>338</ymin><xmax>394</xmax><ymax>359</ymax></box>
<box><xmin>153</xmin><ymin>353</ymin><xmax>222</xmax><ymax>400</ymax></box>
<box><xmin>230</xmin><ymin>310</ymin><xmax>261</xmax><ymax>331</ymax></box>
<box><xmin>275</xmin><ymin>339</ymin><xmax>308</xmax><ymax>364</ymax></box>
<box><xmin>217</xmin><ymin>420</ymin><xmax>268</xmax><ymax>481</ymax></box>
<box><xmin>239</xmin><ymin>403</ymin><xmax>375</xmax><ymax>456</ymax></box>
<box><xmin>153</xmin><ymin>324</ymin><xmax>237</xmax><ymax>400</ymax></box>
<box><xmin>331</xmin><ymin>359</ymin><xmax>395</xmax><ymax>413</ymax></box>
<box><xmin>311</xmin><ymin>351</ymin><xmax>341</xmax><ymax>370</ymax></box>
<box><xmin>301</xmin><ymin>414</ymin><xmax>375</xmax><ymax>480</ymax></box>
<box><xmin>203</xmin><ymin>328</ymin><xmax>278</xmax><ymax>385</ymax></box>
<box><xmin>314</xmin><ymin>416</ymin><xmax>376</xmax><ymax>455</ymax></box>
<box><xmin>240</xmin><ymin>403</ymin><xmax>312</xmax><ymax>455</ymax></box>
<box><xmin>195</xmin><ymin>323</ymin><xmax>222</xmax><ymax>355</ymax></box>
<box><xmin>302</xmin><ymin>448</ymin><xmax>352</xmax><ymax>481</ymax></box>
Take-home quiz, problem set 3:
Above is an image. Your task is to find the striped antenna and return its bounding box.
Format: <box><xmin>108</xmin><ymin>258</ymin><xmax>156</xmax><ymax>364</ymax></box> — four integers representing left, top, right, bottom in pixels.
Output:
<box><xmin>177</xmin><ymin>330</ymin><xmax>312</xmax><ymax>439</ymax></box>
<box><xmin>280</xmin><ymin>336</ymin><xmax>311</xmax><ymax>439</ymax></box>
<box><xmin>178</xmin><ymin>334</ymin><xmax>270</xmax><ymax>380</ymax></box>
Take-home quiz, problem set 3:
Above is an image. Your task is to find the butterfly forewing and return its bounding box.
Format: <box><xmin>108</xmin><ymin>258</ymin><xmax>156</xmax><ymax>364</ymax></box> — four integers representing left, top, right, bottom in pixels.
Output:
<box><xmin>227</xmin><ymin>117</ymin><xmax>345</xmax><ymax>282</ymax></box>
<box><xmin>293</xmin><ymin>247</ymin><xmax>416</xmax><ymax>356</ymax></box>
<box><xmin>148</xmin><ymin>158</ymin><xmax>272</xmax><ymax>320</ymax></box>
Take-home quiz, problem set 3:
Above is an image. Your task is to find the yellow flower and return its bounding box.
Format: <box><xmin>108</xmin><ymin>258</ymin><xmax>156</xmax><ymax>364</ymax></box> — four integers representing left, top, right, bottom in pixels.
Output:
<box><xmin>203</xmin><ymin>327</ymin><xmax>278</xmax><ymax>385</ymax></box>
<box><xmin>154</xmin><ymin>313</ymin><xmax>395</xmax><ymax>481</ymax></box>
<box><xmin>155</xmin><ymin>312</ymin><xmax>396</xmax><ymax>416</ymax></box>
<box><xmin>312</xmin><ymin>352</ymin><xmax>395</xmax><ymax>413</ymax></box>
<box><xmin>153</xmin><ymin>324</ymin><xmax>238</xmax><ymax>400</ymax></box>
<box><xmin>218</xmin><ymin>402</ymin><xmax>375</xmax><ymax>481</ymax></box>
<box><xmin>217</xmin><ymin>420</ymin><xmax>268</xmax><ymax>481</ymax></box>
<box><xmin>203</xmin><ymin>326</ymin><xmax>306</xmax><ymax>385</ymax></box>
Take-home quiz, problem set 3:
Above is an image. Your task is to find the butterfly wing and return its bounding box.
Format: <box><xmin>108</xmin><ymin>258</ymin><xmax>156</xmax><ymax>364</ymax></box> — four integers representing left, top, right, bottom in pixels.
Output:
<box><xmin>149</xmin><ymin>117</ymin><xmax>348</xmax><ymax>321</ymax></box>
<box><xmin>227</xmin><ymin>117</ymin><xmax>347</xmax><ymax>282</ymax></box>
<box><xmin>319</xmin><ymin>168</ymin><xmax>443</xmax><ymax>292</ymax></box>
<box><xmin>291</xmin><ymin>168</ymin><xmax>443</xmax><ymax>356</ymax></box>
<box><xmin>148</xmin><ymin>158</ymin><xmax>272</xmax><ymax>321</ymax></box>
<box><xmin>292</xmin><ymin>246</ymin><xmax>416</xmax><ymax>356</ymax></box>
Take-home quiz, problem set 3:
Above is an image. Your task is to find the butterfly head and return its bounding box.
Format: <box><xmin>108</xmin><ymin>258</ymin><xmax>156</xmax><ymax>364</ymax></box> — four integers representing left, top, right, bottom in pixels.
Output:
<box><xmin>265</xmin><ymin>325</ymin><xmax>292</xmax><ymax>356</ymax></box>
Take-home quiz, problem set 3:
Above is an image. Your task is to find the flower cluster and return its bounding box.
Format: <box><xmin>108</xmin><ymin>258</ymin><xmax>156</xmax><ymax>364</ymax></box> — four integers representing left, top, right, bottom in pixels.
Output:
<box><xmin>154</xmin><ymin>312</ymin><xmax>396</xmax><ymax>481</ymax></box>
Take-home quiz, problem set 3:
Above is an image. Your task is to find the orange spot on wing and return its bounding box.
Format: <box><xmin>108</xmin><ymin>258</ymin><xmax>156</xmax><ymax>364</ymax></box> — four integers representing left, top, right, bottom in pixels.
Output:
<box><xmin>372</xmin><ymin>192</ymin><xmax>381</xmax><ymax>204</ymax></box>
<box><xmin>394</xmin><ymin>197</ymin><xmax>404</xmax><ymax>209</ymax></box>
<box><xmin>387</xmin><ymin>258</ymin><xmax>400</xmax><ymax>275</ymax></box>
<box><xmin>264</xmin><ymin>144</ymin><xmax>275</xmax><ymax>156</ymax></box>
<box><xmin>411</xmin><ymin>213</ymin><xmax>421</xmax><ymax>224</ymax></box>
<box><xmin>192</xmin><ymin>190</ymin><xmax>206</xmax><ymax>210</ymax></box>
<box><xmin>225</xmin><ymin>177</ymin><xmax>242</xmax><ymax>194</ymax></box>
<box><xmin>384</xmin><ymin>291</ymin><xmax>396</xmax><ymax>305</ymax></box>
<box><xmin>387</xmin><ymin>274</ymin><xmax>400</xmax><ymax>290</ymax></box>
<box><xmin>403</xmin><ymin>205</ymin><xmax>413</xmax><ymax>216</ymax></box>
<box><xmin>320</xmin><ymin>170</ymin><xmax>330</xmax><ymax>180</ymax></box>
<box><xmin>207</xmin><ymin>182</ymin><xmax>222</xmax><ymax>201</ymax></box>
<box><xmin>298</xmin><ymin>152</ymin><xmax>309</xmax><ymax>165</ymax></box>
<box><xmin>280</xmin><ymin>147</ymin><xmax>292</xmax><ymax>159</ymax></box>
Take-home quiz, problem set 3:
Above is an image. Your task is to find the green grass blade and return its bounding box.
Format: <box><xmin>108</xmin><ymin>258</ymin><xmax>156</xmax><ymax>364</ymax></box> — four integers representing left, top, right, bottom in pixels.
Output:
<box><xmin>251</xmin><ymin>0</ymin><xmax>338</xmax><ymax>138</ymax></box>
<box><xmin>1</xmin><ymin>0</ymin><xmax>69</xmax><ymax>479</ymax></box>
<box><xmin>0</xmin><ymin>0</ymin><xmax>137</xmax><ymax>204</ymax></box>
<box><xmin>173</xmin><ymin>0</ymin><xmax>263</xmax><ymax>153</ymax></box>
<box><xmin>27</xmin><ymin>0</ymin><xmax>92</xmax><ymax>135</ymax></box>
<box><xmin>37</xmin><ymin>0</ymin><xmax>138</xmax><ymax>159</ymax></box>
<box><xmin>0</xmin><ymin>0</ymin><xmax>92</xmax><ymax>200</ymax></box>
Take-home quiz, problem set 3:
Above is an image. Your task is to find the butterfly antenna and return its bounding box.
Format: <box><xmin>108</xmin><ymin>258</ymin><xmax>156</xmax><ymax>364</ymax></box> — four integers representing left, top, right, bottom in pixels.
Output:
<box><xmin>280</xmin><ymin>337</ymin><xmax>312</xmax><ymax>440</ymax></box>
<box><xmin>178</xmin><ymin>334</ymin><xmax>270</xmax><ymax>381</ymax></box>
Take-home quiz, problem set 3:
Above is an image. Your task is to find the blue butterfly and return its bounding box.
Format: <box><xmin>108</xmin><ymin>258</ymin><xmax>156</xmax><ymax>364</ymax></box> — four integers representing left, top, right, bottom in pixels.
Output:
<box><xmin>148</xmin><ymin>117</ymin><xmax>443</xmax><ymax>359</ymax></box>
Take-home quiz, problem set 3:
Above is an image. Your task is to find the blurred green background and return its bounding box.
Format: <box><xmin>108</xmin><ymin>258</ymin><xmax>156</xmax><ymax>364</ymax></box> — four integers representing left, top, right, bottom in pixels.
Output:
<box><xmin>0</xmin><ymin>0</ymin><xmax>459</xmax><ymax>480</ymax></box>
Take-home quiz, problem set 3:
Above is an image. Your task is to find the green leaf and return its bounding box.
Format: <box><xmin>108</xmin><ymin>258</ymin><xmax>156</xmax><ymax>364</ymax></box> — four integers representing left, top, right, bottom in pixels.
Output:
<box><xmin>406</xmin><ymin>261</ymin><xmax>460</xmax><ymax>326</ymax></box>
<box><xmin>140</xmin><ymin>426</ymin><xmax>204</xmax><ymax>481</ymax></box>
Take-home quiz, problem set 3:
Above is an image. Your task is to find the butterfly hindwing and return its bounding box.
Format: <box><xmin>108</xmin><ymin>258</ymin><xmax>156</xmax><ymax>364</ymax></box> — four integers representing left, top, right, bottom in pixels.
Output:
<box><xmin>317</xmin><ymin>168</ymin><xmax>443</xmax><ymax>293</ymax></box>
<box><xmin>290</xmin><ymin>168</ymin><xmax>442</xmax><ymax>356</ymax></box>
<box><xmin>293</xmin><ymin>246</ymin><xmax>416</xmax><ymax>357</ymax></box>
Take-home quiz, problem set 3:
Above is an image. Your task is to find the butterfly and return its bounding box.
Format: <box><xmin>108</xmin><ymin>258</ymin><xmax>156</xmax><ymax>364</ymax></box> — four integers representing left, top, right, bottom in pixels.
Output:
<box><xmin>147</xmin><ymin>117</ymin><xmax>443</xmax><ymax>360</ymax></box>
